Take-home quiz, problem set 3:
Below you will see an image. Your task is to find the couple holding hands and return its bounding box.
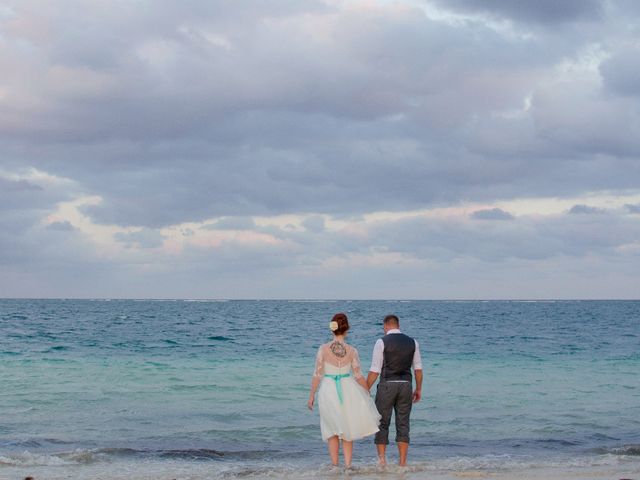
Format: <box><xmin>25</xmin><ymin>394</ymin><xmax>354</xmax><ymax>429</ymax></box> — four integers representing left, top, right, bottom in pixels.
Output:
<box><xmin>308</xmin><ymin>313</ymin><xmax>423</xmax><ymax>468</ymax></box>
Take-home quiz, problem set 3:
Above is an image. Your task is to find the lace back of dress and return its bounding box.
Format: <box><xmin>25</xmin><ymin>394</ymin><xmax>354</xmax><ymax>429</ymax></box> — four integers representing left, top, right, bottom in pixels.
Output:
<box><xmin>323</xmin><ymin>342</ymin><xmax>352</xmax><ymax>367</ymax></box>
<box><xmin>313</xmin><ymin>342</ymin><xmax>363</xmax><ymax>379</ymax></box>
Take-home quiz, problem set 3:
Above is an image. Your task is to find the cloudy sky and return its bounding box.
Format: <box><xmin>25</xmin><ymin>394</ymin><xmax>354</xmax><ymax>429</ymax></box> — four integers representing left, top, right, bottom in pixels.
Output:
<box><xmin>1</xmin><ymin>0</ymin><xmax>639</xmax><ymax>299</ymax></box>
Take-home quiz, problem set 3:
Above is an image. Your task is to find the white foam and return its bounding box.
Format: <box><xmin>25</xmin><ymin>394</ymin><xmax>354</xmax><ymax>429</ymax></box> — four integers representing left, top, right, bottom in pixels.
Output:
<box><xmin>0</xmin><ymin>451</ymin><xmax>73</xmax><ymax>466</ymax></box>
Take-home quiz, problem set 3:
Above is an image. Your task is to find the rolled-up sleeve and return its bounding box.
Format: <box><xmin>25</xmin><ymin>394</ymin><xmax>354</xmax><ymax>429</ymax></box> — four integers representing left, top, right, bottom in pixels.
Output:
<box><xmin>369</xmin><ymin>338</ymin><xmax>384</xmax><ymax>373</ymax></box>
<box><xmin>412</xmin><ymin>340</ymin><xmax>423</xmax><ymax>370</ymax></box>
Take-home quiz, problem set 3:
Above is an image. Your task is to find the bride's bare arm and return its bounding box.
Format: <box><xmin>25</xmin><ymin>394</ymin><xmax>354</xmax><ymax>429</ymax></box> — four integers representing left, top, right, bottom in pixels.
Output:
<box><xmin>351</xmin><ymin>348</ymin><xmax>370</xmax><ymax>392</ymax></box>
<box><xmin>356</xmin><ymin>376</ymin><xmax>369</xmax><ymax>391</ymax></box>
<box><xmin>308</xmin><ymin>377</ymin><xmax>321</xmax><ymax>410</ymax></box>
<box><xmin>308</xmin><ymin>346</ymin><xmax>324</xmax><ymax>410</ymax></box>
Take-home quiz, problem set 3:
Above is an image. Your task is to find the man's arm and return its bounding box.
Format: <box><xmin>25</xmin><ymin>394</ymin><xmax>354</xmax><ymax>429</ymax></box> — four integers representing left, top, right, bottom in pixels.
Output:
<box><xmin>413</xmin><ymin>369</ymin><xmax>423</xmax><ymax>403</ymax></box>
<box><xmin>367</xmin><ymin>338</ymin><xmax>384</xmax><ymax>390</ymax></box>
<box><xmin>366</xmin><ymin>371</ymin><xmax>379</xmax><ymax>389</ymax></box>
<box><xmin>412</xmin><ymin>339</ymin><xmax>423</xmax><ymax>402</ymax></box>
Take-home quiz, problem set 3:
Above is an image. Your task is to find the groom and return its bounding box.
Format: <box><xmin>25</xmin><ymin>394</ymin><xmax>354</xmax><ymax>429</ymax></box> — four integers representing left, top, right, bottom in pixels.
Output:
<box><xmin>367</xmin><ymin>314</ymin><xmax>423</xmax><ymax>466</ymax></box>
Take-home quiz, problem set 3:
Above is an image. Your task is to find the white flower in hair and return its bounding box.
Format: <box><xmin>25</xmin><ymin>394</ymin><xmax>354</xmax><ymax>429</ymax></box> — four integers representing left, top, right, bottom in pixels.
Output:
<box><xmin>329</xmin><ymin>321</ymin><xmax>339</xmax><ymax>331</ymax></box>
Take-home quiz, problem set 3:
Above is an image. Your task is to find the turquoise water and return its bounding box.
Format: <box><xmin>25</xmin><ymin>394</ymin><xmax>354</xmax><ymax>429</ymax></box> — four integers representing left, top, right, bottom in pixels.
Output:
<box><xmin>0</xmin><ymin>299</ymin><xmax>639</xmax><ymax>478</ymax></box>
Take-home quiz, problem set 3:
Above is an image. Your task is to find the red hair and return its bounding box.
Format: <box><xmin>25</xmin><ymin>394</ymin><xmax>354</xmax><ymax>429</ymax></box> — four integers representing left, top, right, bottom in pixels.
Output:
<box><xmin>332</xmin><ymin>313</ymin><xmax>349</xmax><ymax>335</ymax></box>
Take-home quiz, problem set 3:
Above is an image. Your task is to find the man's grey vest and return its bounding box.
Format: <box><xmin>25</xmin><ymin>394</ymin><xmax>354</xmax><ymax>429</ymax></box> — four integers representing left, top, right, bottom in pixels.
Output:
<box><xmin>381</xmin><ymin>333</ymin><xmax>415</xmax><ymax>382</ymax></box>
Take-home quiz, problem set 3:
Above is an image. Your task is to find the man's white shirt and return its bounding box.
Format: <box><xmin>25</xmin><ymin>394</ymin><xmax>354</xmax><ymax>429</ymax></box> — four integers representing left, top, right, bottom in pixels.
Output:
<box><xmin>369</xmin><ymin>328</ymin><xmax>422</xmax><ymax>382</ymax></box>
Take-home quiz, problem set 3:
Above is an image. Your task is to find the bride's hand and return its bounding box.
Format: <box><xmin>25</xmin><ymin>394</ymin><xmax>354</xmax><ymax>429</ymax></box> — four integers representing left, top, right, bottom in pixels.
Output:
<box><xmin>307</xmin><ymin>396</ymin><xmax>314</xmax><ymax>410</ymax></box>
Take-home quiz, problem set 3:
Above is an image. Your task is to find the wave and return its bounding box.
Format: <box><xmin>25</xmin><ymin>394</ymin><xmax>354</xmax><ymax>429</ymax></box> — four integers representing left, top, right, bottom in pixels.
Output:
<box><xmin>0</xmin><ymin>451</ymin><xmax>74</xmax><ymax>466</ymax></box>
<box><xmin>46</xmin><ymin>345</ymin><xmax>70</xmax><ymax>352</ymax></box>
<box><xmin>159</xmin><ymin>448</ymin><xmax>224</xmax><ymax>460</ymax></box>
<box><xmin>593</xmin><ymin>444</ymin><xmax>640</xmax><ymax>456</ymax></box>
<box><xmin>286</xmin><ymin>300</ymin><xmax>338</xmax><ymax>303</ymax></box>
<box><xmin>534</xmin><ymin>438</ymin><xmax>581</xmax><ymax>447</ymax></box>
<box><xmin>0</xmin><ymin>447</ymin><xmax>307</xmax><ymax>467</ymax></box>
<box><xmin>0</xmin><ymin>438</ymin><xmax>74</xmax><ymax>449</ymax></box>
<box><xmin>2</xmin><ymin>444</ymin><xmax>640</xmax><ymax>469</ymax></box>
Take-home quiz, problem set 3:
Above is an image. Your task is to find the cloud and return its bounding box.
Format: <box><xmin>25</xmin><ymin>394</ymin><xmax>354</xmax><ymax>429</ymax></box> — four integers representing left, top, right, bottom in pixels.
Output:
<box><xmin>1</xmin><ymin>0</ymin><xmax>639</xmax><ymax>298</ymax></box>
<box><xmin>4</xmin><ymin>0</ymin><xmax>635</xmax><ymax>230</ymax></box>
<box><xmin>204</xmin><ymin>217</ymin><xmax>256</xmax><ymax>230</ymax></box>
<box><xmin>46</xmin><ymin>220</ymin><xmax>75</xmax><ymax>231</ymax></box>
<box><xmin>0</xmin><ymin>177</ymin><xmax>46</xmax><ymax>212</ymax></box>
<box><xmin>599</xmin><ymin>46</ymin><xmax>640</xmax><ymax>97</ymax></box>
<box><xmin>625</xmin><ymin>203</ymin><xmax>640</xmax><ymax>214</ymax></box>
<box><xmin>114</xmin><ymin>229</ymin><xmax>165</xmax><ymax>249</ymax></box>
<box><xmin>364</xmin><ymin>208</ymin><xmax>640</xmax><ymax>262</ymax></box>
<box><xmin>471</xmin><ymin>208</ymin><xmax>514</xmax><ymax>220</ymax></box>
<box><xmin>568</xmin><ymin>204</ymin><xmax>606</xmax><ymax>215</ymax></box>
<box><xmin>430</xmin><ymin>0</ymin><xmax>604</xmax><ymax>25</ymax></box>
<box><xmin>302</xmin><ymin>215</ymin><xmax>325</xmax><ymax>233</ymax></box>
<box><xmin>0</xmin><ymin>169</ymin><xmax>83</xmax><ymax>263</ymax></box>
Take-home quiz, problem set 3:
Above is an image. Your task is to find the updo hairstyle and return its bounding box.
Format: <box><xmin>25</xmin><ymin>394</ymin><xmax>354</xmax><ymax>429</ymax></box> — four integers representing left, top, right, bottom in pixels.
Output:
<box><xmin>332</xmin><ymin>313</ymin><xmax>349</xmax><ymax>335</ymax></box>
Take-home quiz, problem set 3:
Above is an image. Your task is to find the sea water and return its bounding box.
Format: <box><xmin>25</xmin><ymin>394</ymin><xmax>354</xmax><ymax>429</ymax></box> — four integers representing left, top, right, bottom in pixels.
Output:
<box><xmin>0</xmin><ymin>299</ymin><xmax>639</xmax><ymax>479</ymax></box>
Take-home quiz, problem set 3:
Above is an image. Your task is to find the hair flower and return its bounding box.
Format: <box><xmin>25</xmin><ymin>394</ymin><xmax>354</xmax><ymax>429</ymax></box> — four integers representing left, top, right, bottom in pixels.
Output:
<box><xmin>329</xmin><ymin>321</ymin><xmax>339</xmax><ymax>331</ymax></box>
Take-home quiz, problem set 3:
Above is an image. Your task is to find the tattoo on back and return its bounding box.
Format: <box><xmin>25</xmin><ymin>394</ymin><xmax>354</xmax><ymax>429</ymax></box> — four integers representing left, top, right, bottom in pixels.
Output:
<box><xmin>330</xmin><ymin>341</ymin><xmax>347</xmax><ymax>358</ymax></box>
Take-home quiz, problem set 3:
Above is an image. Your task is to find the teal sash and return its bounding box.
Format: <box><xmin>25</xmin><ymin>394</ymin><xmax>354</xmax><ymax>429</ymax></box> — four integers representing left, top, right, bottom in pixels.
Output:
<box><xmin>324</xmin><ymin>373</ymin><xmax>350</xmax><ymax>404</ymax></box>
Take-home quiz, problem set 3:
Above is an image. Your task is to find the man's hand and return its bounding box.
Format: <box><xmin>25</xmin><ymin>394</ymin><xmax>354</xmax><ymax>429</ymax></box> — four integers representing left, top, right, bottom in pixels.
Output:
<box><xmin>412</xmin><ymin>389</ymin><xmax>421</xmax><ymax>403</ymax></box>
<box><xmin>307</xmin><ymin>395</ymin><xmax>315</xmax><ymax>410</ymax></box>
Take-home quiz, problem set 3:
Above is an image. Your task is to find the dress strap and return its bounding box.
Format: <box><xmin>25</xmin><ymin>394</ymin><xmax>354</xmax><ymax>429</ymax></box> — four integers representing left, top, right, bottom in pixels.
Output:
<box><xmin>324</xmin><ymin>373</ymin><xmax>350</xmax><ymax>404</ymax></box>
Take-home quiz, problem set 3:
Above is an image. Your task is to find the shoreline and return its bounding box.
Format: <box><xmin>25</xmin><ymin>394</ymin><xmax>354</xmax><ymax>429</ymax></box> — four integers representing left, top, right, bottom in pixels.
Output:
<box><xmin>2</xmin><ymin>453</ymin><xmax>639</xmax><ymax>480</ymax></box>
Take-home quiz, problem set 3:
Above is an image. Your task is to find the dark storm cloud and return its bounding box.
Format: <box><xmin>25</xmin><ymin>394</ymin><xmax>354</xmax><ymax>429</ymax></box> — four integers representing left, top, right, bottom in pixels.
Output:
<box><xmin>3</xmin><ymin>0</ymin><xmax>637</xmax><ymax>229</ymax></box>
<box><xmin>0</xmin><ymin>173</ymin><xmax>88</xmax><ymax>269</ymax></box>
<box><xmin>599</xmin><ymin>46</ymin><xmax>640</xmax><ymax>97</ymax></box>
<box><xmin>625</xmin><ymin>204</ymin><xmax>640</xmax><ymax>214</ymax></box>
<box><xmin>364</xmin><ymin>210</ymin><xmax>640</xmax><ymax>263</ymax></box>
<box><xmin>204</xmin><ymin>217</ymin><xmax>257</xmax><ymax>230</ymax></box>
<box><xmin>568</xmin><ymin>204</ymin><xmax>606</xmax><ymax>215</ymax></box>
<box><xmin>302</xmin><ymin>215</ymin><xmax>325</xmax><ymax>233</ymax></box>
<box><xmin>114</xmin><ymin>229</ymin><xmax>165</xmax><ymax>249</ymax></box>
<box><xmin>471</xmin><ymin>208</ymin><xmax>514</xmax><ymax>221</ymax></box>
<box><xmin>0</xmin><ymin>178</ymin><xmax>44</xmax><ymax>211</ymax></box>
<box><xmin>430</xmin><ymin>0</ymin><xmax>604</xmax><ymax>24</ymax></box>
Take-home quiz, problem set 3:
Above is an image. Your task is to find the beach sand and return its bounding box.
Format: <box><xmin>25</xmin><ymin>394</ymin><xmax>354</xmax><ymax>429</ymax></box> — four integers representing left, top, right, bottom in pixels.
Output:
<box><xmin>4</xmin><ymin>461</ymin><xmax>640</xmax><ymax>480</ymax></box>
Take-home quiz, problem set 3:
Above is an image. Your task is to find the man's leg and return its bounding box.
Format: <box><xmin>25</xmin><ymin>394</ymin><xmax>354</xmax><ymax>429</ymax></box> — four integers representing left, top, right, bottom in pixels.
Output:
<box><xmin>397</xmin><ymin>442</ymin><xmax>409</xmax><ymax>466</ymax></box>
<box><xmin>394</xmin><ymin>382</ymin><xmax>413</xmax><ymax>466</ymax></box>
<box><xmin>376</xmin><ymin>444</ymin><xmax>387</xmax><ymax>466</ymax></box>
<box><xmin>374</xmin><ymin>382</ymin><xmax>395</xmax><ymax>466</ymax></box>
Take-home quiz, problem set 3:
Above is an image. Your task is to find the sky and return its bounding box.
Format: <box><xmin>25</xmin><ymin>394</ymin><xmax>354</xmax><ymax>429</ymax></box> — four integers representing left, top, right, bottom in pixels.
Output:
<box><xmin>1</xmin><ymin>0</ymin><xmax>639</xmax><ymax>299</ymax></box>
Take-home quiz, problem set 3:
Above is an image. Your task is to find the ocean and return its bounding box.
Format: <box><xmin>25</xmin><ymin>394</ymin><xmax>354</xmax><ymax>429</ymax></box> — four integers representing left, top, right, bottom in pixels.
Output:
<box><xmin>0</xmin><ymin>299</ymin><xmax>639</xmax><ymax>480</ymax></box>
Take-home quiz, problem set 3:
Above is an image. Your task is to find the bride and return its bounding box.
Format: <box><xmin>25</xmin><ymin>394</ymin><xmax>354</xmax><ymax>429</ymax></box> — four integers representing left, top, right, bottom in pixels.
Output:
<box><xmin>308</xmin><ymin>313</ymin><xmax>381</xmax><ymax>468</ymax></box>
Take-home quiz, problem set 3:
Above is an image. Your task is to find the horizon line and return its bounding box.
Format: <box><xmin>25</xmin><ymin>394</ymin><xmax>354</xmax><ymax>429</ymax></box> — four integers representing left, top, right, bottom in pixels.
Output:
<box><xmin>1</xmin><ymin>297</ymin><xmax>639</xmax><ymax>302</ymax></box>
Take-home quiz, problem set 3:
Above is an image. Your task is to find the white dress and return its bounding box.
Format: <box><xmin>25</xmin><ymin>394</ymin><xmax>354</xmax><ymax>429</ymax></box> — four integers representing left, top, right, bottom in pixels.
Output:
<box><xmin>313</xmin><ymin>341</ymin><xmax>381</xmax><ymax>441</ymax></box>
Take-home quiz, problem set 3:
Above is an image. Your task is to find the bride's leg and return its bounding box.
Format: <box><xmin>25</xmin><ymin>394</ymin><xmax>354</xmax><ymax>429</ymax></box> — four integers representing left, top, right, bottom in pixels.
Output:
<box><xmin>327</xmin><ymin>436</ymin><xmax>339</xmax><ymax>466</ymax></box>
<box><xmin>342</xmin><ymin>440</ymin><xmax>353</xmax><ymax>467</ymax></box>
